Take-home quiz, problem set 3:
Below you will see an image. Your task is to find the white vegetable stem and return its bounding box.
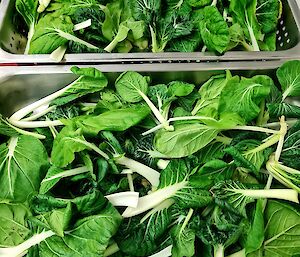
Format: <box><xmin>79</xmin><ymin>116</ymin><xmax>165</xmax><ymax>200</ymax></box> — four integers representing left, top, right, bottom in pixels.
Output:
<box><xmin>104</xmin><ymin>243</ymin><xmax>120</xmax><ymax>257</ymax></box>
<box><xmin>138</xmin><ymin>90</ymin><xmax>173</xmax><ymax>131</ymax></box>
<box><xmin>214</xmin><ymin>244</ymin><xmax>225</xmax><ymax>257</ymax></box>
<box><xmin>22</xmin><ymin>105</ymin><xmax>55</xmax><ymax>121</ymax></box>
<box><xmin>236</xmin><ymin>189</ymin><xmax>299</xmax><ymax>203</ymax></box>
<box><xmin>9</xmin><ymin>77</ymin><xmax>82</xmax><ymax>121</ymax></box>
<box><xmin>41</xmin><ymin>166</ymin><xmax>90</xmax><ymax>183</ymax></box>
<box><xmin>116</xmin><ymin>156</ymin><xmax>160</xmax><ymax>187</ymax></box>
<box><xmin>3</xmin><ymin>118</ymin><xmax>45</xmax><ymax>139</ymax></box>
<box><xmin>0</xmin><ymin>230</ymin><xmax>55</xmax><ymax>257</ymax></box>
<box><xmin>147</xmin><ymin>245</ymin><xmax>172</xmax><ymax>257</ymax></box>
<box><xmin>24</xmin><ymin>23</ymin><xmax>35</xmax><ymax>55</ymax></box>
<box><xmin>74</xmin><ymin>19</ymin><xmax>92</xmax><ymax>31</ymax></box>
<box><xmin>122</xmin><ymin>181</ymin><xmax>187</xmax><ymax>218</ymax></box>
<box><xmin>9</xmin><ymin>119</ymin><xmax>64</xmax><ymax>128</ymax></box>
<box><xmin>275</xmin><ymin>116</ymin><xmax>287</xmax><ymax>161</ymax></box>
<box><xmin>50</xmin><ymin>45</ymin><xmax>67</xmax><ymax>62</ymax></box>
<box><xmin>105</xmin><ymin>192</ymin><xmax>139</xmax><ymax>208</ymax></box>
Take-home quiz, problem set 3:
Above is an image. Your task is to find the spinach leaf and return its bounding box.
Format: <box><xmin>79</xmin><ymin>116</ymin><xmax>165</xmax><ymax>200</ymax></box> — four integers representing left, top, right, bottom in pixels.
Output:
<box><xmin>277</xmin><ymin>60</ymin><xmax>300</xmax><ymax>100</ymax></box>
<box><xmin>198</xmin><ymin>6</ymin><xmax>230</xmax><ymax>53</ymax></box>
<box><xmin>154</xmin><ymin>123</ymin><xmax>219</xmax><ymax>158</ymax></box>
<box><xmin>0</xmin><ymin>203</ymin><xmax>31</xmax><ymax>247</ymax></box>
<box><xmin>0</xmin><ymin>136</ymin><xmax>49</xmax><ymax>202</ymax></box>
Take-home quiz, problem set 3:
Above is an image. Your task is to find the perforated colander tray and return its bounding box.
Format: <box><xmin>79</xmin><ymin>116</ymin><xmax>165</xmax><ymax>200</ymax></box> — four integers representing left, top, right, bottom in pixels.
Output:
<box><xmin>0</xmin><ymin>0</ymin><xmax>299</xmax><ymax>64</ymax></box>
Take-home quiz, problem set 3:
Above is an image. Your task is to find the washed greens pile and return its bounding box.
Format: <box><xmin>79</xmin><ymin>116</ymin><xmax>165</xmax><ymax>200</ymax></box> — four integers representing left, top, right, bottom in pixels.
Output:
<box><xmin>15</xmin><ymin>0</ymin><xmax>282</xmax><ymax>58</ymax></box>
<box><xmin>1</xmin><ymin>60</ymin><xmax>300</xmax><ymax>257</ymax></box>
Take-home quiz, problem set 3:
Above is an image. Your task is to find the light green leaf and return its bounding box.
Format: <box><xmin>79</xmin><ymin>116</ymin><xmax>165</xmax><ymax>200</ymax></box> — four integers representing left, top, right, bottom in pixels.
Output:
<box><xmin>51</xmin><ymin>126</ymin><xmax>89</xmax><ymax>168</ymax></box>
<box><xmin>218</xmin><ymin>75</ymin><xmax>271</xmax><ymax>123</ymax></box>
<box><xmin>199</xmin><ymin>6</ymin><xmax>230</xmax><ymax>53</ymax></box>
<box><xmin>78</xmin><ymin>105</ymin><xmax>151</xmax><ymax>135</ymax></box>
<box><xmin>0</xmin><ymin>136</ymin><xmax>49</xmax><ymax>202</ymax></box>
<box><xmin>30</xmin><ymin>204</ymin><xmax>72</xmax><ymax>237</ymax></box>
<box><xmin>154</xmin><ymin>123</ymin><xmax>219</xmax><ymax>158</ymax></box>
<box><xmin>51</xmin><ymin>67</ymin><xmax>108</xmax><ymax>106</ymax></box>
<box><xmin>0</xmin><ymin>203</ymin><xmax>31</xmax><ymax>247</ymax></box>
<box><xmin>115</xmin><ymin>71</ymin><xmax>149</xmax><ymax>103</ymax></box>
<box><xmin>15</xmin><ymin>0</ymin><xmax>38</xmax><ymax>27</ymax></box>
<box><xmin>276</xmin><ymin>60</ymin><xmax>300</xmax><ymax>100</ymax></box>
<box><xmin>252</xmin><ymin>201</ymin><xmax>300</xmax><ymax>257</ymax></box>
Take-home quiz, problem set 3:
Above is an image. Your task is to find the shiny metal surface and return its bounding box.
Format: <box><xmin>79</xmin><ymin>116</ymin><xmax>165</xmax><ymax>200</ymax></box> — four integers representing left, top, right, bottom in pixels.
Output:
<box><xmin>0</xmin><ymin>61</ymin><xmax>284</xmax><ymax>116</ymax></box>
<box><xmin>0</xmin><ymin>0</ymin><xmax>299</xmax><ymax>64</ymax></box>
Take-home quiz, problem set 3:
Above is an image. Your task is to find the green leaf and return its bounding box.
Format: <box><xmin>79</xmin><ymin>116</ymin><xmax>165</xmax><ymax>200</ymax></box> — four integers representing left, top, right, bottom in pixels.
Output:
<box><xmin>77</xmin><ymin>105</ymin><xmax>151</xmax><ymax>135</ymax></box>
<box><xmin>187</xmin><ymin>0</ymin><xmax>212</xmax><ymax>7</ymax></box>
<box><xmin>281</xmin><ymin>121</ymin><xmax>300</xmax><ymax>169</ymax></box>
<box><xmin>0</xmin><ymin>136</ymin><xmax>49</xmax><ymax>202</ymax></box>
<box><xmin>40</xmin><ymin>166</ymin><xmax>90</xmax><ymax>194</ymax></box>
<box><xmin>268</xmin><ymin>102</ymin><xmax>300</xmax><ymax>118</ymax></box>
<box><xmin>171</xmin><ymin>225</ymin><xmax>195</xmax><ymax>257</ymax></box>
<box><xmin>252</xmin><ymin>200</ymin><xmax>300</xmax><ymax>257</ymax></box>
<box><xmin>229</xmin><ymin>0</ymin><xmax>262</xmax><ymax>51</ymax></box>
<box><xmin>51</xmin><ymin>126</ymin><xmax>89</xmax><ymax>168</ymax></box>
<box><xmin>245</xmin><ymin>200</ymin><xmax>264</xmax><ymax>254</ymax></box>
<box><xmin>0</xmin><ymin>115</ymin><xmax>21</xmax><ymax>137</ymax></box>
<box><xmin>0</xmin><ymin>203</ymin><xmax>31</xmax><ymax>247</ymax></box>
<box><xmin>190</xmin><ymin>160</ymin><xmax>234</xmax><ymax>189</ymax></box>
<box><xmin>168</xmin><ymin>81</ymin><xmax>195</xmax><ymax>97</ymax></box>
<box><xmin>218</xmin><ymin>75</ymin><xmax>271</xmax><ymax>123</ymax></box>
<box><xmin>154</xmin><ymin>123</ymin><xmax>219</xmax><ymax>158</ymax></box>
<box><xmin>256</xmin><ymin>0</ymin><xmax>282</xmax><ymax>34</ymax></box>
<box><xmin>30</xmin><ymin>204</ymin><xmax>72</xmax><ymax>237</ymax></box>
<box><xmin>277</xmin><ymin>60</ymin><xmax>300</xmax><ymax>100</ymax></box>
<box><xmin>198</xmin><ymin>6</ymin><xmax>230</xmax><ymax>53</ymax></box>
<box><xmin>15</xmin><ymin>0</ymin><xmax>38</xmax><ymax>27</ymax></box>
<box><xmin>115</xmin><ymin>71</ymin><xmax>149</xmax><ymax>103</ymax></box>
<box><xmin>29</xmin><ymin>14</ymin><xmax>74</xmax><ymax>54</ymax></box>
<box><xmin>31</xmin><ymin>190</ymin><xmax>107</xmax><ymax>217</ymax></box>
<box><xmin>211</xmin><ymin>180</ymin><xmax>255</xmax><ymax>217</ymax></box>
<box><xmin>39</xmin><ymin>203</ymin><xmax>122</xmax><ymax>257</ymax></box>
<box><xmin>51</xmin><ymin>67</ymin><xmax>108</xmax><ymax>106</ymax></box>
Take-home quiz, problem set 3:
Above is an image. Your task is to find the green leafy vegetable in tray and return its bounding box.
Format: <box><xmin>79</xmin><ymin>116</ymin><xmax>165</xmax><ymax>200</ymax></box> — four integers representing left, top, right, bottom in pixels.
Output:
<box><xmin>1</xmin><ymin>60</ymin><xmax>300</xmax><ymax>256</ymax></box>
<box><xmin>14</xmin><ymin>0</ymin><xmax>282</xmax><ymax>58</ymax></box>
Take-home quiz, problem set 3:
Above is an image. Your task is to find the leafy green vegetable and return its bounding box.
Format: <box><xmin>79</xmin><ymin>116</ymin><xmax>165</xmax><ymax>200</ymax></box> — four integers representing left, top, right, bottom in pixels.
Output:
<box><xmin>218</xmin><ymin>75</ymin><xmax>271</xmax><ymax>123</ymax></box>
<box><xmin>277</xmin><ymin>60</ymin><xmax>300</xmax><ymax>100</ymax></box>
<box><xmin>250</xmin><ymin>201</ymin><xmax>300</xmax><ymax>257</ymax></box>
<box><xmin>198</xmin><ymin>6</ymin><xmax>230</xmax><ymax>53</ymax></box>
<box><xmin>0</xmin><ymin>136</ymin><xmax>48</xmax><ymax>202</ymax></box>
<box><xmin>154</xmin><ymin>123</ymin><xmax>219</xmax><ymax>158</ymax></box>
<box><xmin>0</xmin><ymin>203</ymin><xmax>31</xmax><ymax>247</ymax></box>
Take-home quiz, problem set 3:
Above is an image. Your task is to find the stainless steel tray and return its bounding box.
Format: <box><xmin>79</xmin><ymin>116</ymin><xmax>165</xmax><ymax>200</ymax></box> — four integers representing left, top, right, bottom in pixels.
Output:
<box><xmin>0</xmin><ymin>60</ymin><xmax>286</xmax><ymax>117</ymax></box>
<box><xmin>0</xmin><ymin>0</ymin><xmax>299</xmax><ymax>64</ymax></box>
